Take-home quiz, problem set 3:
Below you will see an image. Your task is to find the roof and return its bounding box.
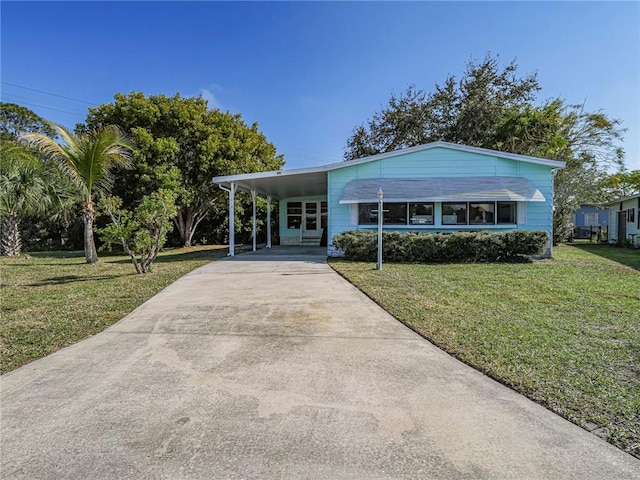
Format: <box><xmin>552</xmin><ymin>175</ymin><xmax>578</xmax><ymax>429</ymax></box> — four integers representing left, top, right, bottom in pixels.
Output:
<box><xmin>339</xmin><ymin>177</ymin><xmax>546</xmax><ymax>204</ymax></box>
<box><xmin>213</xmin><ymin>142</ymin><xmax>565</xmax><ymax>199</ymax></box>
<box><xmin>604</xmin><ymin>193</ymin><xmax>640</xmax><ymax>206</ymax></box>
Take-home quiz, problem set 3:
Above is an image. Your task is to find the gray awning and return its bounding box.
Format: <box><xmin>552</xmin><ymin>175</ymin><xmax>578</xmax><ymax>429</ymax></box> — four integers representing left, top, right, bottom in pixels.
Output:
<box><xmin>339</xmin><ymin>177</ymin><xmax>545</xmax><ymax>204</ymax></box>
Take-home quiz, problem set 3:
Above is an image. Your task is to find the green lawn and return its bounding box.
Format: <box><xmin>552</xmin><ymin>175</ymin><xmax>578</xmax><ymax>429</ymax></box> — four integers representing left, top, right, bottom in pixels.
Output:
<box><xmin>0</xmin><ymin>246</ymin><xmax>228</xmax><ymax>374</ymax></box>
<box><xmin>329</xmin><ymin>244</ymin><xmax>640</xmax><ymax>458</ymax></box>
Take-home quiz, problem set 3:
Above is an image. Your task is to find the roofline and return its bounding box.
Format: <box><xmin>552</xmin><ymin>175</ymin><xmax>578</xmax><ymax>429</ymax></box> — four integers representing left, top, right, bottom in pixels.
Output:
<box><xmin>604</xmin><ymin>193</ymin><xmax>640</xmax><ymax>205</ymax></box>
<box><xmin>212</xmin><ymin>141</ymin><xmax>566</xmax><ymax>183</ymax></box>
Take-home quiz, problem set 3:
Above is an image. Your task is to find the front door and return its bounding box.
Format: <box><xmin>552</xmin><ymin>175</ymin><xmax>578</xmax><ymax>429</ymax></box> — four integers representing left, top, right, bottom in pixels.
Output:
<box><xmin>618</xmin><ymin>211</ymin><xmax>627</xmax><ymax>244</ymax></box>
<box><xmin>302</xmin><ymin>201</ymin><xmax>327</xmax><ymax>238</ymax></box>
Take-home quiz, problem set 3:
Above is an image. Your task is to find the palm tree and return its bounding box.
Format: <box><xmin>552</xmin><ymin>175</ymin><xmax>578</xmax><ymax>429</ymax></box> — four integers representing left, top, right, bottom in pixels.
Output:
<box><xmin>21</xmin><ymin>124</ymin><xmax>133</xmax><ymax>263</ymax></box>
<box><xmin>0</xmin><ymin>142</ymin><xmax>54</xmax><ymax>256</ymax></box>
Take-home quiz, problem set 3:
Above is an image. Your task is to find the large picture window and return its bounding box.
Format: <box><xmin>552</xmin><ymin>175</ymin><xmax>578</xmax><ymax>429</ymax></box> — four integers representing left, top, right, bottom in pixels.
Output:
<box><xmin>287</xmin><ymin>202</ymin><xmax>302</xmax><ymax>229</ymax></box>
<box><xmin>358</xmin><ymin>203</ymin><xmax>378</xmax><ymax>225</ymax></box>
<box><xmin>442</xmin><ymin>203</ymin><xmax>467</xmax><ymax>225</ymax></box>
<box><xmin>496</xmin><ymin>202</ymin><xmax>516</xmax><ymax>224</ymax></box>
<box><xmin>384</xmin><ymin>203</ymin><xmax>407</xmax><ymax>224</ymax></box>
<box><xmin>409</xmin><ymin>203</ymin><xmax>434</xmax><ymax>225</ymax></box>
<box><xmin>358</xmin><ymin>202</ymin><xmax>408</xmax><ymax>225</ymax></box>
<box><xmin>358</xmin><ymin>201</ymin><xmax>517</xmax><ymax>226</ymax></box>
<box><xmin>469</xmin><ymin>203</ymin><xmax>495</xmax><ymax>225</ymax></box>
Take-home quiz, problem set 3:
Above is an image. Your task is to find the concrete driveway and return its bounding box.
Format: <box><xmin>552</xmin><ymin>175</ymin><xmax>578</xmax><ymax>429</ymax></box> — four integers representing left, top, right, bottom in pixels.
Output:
<box><xmin>1</xmin><ymin>247</ymin><xmax>638</xmax><ymax>479</ymax></box>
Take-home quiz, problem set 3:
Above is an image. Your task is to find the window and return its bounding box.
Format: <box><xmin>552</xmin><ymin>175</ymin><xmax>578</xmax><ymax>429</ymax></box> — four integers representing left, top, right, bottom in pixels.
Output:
<box><xmin>469</xmin><ymin>203</ymin><xmax>495</xmax><ymax>225</ymax></box>
<box><xmin>384</xmin><ymin>203</ymin><xmax>407</xmax><ymax>224</ymax></box>
<box><xmin>628</xmin><ymin>209</ymin><xmax>635</xmax><ymax>223</ymax></box>
<box><xmin>287</xmin><ymin>202</ymin><xmax>302</xmax><ymax>229</ymax></box>
<box><xmin>409</xmin><ymin>203</ymin><xmax>434</xmax><ymax>225</ymax></box>
<box><xmin>358</xmin><ymin>203</ymin><xmax>378</xmax><ymax>225</ymax></box>
<box><xmin>357</xmin><ymin>201</ymin><xmax>517</xmax><ymax>226</ymax></box>
<box><xmin>497</xmin><ymin>202</ymin><xmax>516</xmax><ymax>224</ymax></box>
<box><xmin>321</xmin><ymin>201</ymin><xmax>328</xmax><ymax>229</ymax></box>
<box><xmin>442</xmin><ymin>203</ymin><xmax>467</xmax><ymax>225</ymax></box>
<box><xmin>584</xmin><ymin>213</ymin><xmax>599</xmax><ymax>227</ymax></box>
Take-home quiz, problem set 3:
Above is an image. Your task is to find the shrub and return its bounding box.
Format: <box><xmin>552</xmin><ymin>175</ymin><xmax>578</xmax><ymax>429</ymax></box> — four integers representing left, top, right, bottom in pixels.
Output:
<box><xmin>332</xmin><ymin>230</ymin><xmax>549</xmax><ymax>263</ymax></box>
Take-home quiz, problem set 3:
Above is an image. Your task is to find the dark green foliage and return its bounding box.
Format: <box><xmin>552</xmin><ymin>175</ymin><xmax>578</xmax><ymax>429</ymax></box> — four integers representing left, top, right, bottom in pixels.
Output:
<box><xmin>83</xmin><ymin>92</ymin><xmax>284</xmax><ymax>247</ymax></box>
<box><xmin>344</xmin><ymin>55</ymin><xmax>626</xmax><ymax>245</ymax></box>
<box><xmin>0</xmin><ymin>102</ymin><xmax>56</xmax><ymax>141</ymax></box>
<box><xmin>332</xmin><ymin>230</ymin><xmax>549</xmax><ymax>263</ymax></box>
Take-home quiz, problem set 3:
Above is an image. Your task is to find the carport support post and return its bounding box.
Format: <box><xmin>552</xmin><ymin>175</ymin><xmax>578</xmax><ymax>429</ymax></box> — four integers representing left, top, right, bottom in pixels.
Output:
<box><xmin>228</xmin><ymin>182</ymin><xmax>237</xmax><ymax>256</ymax></box>
<box><xmin>251</xmin><ymin>189</ymin><xmax>257</xmax><ymax>252</ymax></box>
<box><xmin>266</xmin><ymin>196</ymin><xmax>272</xmax><ymax>248</ymax></box>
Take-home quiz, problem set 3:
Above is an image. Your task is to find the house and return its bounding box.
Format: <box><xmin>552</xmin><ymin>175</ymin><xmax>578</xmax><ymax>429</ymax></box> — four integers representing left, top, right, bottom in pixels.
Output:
<box><xmin>213</xmin><ymin>142</ymin><xmax>565</xmax><ymax>257</ymax></box>
<box><xmin>572</xmin><ymin>203</ymin><xmax>609</xmax><ymax>240</ymax></box>
<box><xmin>573</xmin><ymin>204</ymin><xmax>609</xmax><ymax>228</ymax></box>
<box><xmin>605</xmin><ymin>193</ymin><xmax>640</xmax><ymax>246</ymax></box>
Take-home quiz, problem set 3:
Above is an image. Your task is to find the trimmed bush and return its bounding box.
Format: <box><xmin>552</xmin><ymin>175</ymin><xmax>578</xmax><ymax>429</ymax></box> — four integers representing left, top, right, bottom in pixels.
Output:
<box><xmin>332</xmin><ymin>230</ymin><xmax>549</xmax><ymax>263</ymax></box>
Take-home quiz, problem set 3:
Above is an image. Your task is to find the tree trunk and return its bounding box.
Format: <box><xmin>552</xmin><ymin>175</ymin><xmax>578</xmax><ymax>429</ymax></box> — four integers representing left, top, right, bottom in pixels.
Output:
<box><xmin>82</xmin><ymin>206</ymin><xmax>98</xmax><ymax>264</ymax></box>
<box><xmin>1</xmin><ymin>214</ymin><xmax>22</xmax><ymax>256</ymax></box>
<box><xmin>174</xmin><ymin>207</ymin><xmax>195</xmax><ymax>247</ymax></box>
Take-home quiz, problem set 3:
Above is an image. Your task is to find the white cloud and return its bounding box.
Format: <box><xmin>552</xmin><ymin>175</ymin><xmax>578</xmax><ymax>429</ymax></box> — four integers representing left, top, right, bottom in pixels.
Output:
<box><xmin>199</xmin><ymin>88</ymin><xmax>219</xmax><ymax>109</ymax></box>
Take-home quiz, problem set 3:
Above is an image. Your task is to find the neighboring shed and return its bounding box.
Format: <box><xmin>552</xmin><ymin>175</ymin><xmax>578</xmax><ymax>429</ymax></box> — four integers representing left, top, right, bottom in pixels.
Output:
<box><xmin>605</xmin><ymin>193</ymin><xmax>640</xmax><ymax>247</ymax></box>
<box><xmin>213</xmin><ymin>142</ymin><xmax>565</xmax><ymax>256</ymax></box>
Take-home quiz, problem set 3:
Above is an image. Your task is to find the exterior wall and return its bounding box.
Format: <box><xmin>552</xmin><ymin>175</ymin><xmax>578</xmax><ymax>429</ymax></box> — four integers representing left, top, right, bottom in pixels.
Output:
<box><xmin>278</xmin><ymin>194</ymin><xmax>327</xmax><ymax>245</ymax></box>
<box><xmin>573</xmin><ymin>205</ymin><xmax>609</xmax><ymax>227</ymax></box>
<box><xmin>607</xmin><ymin>196</ymin><xmax>640</xmax><ymax>246</ymax></box>
<box><xmin>327</xmin><ymin>147</ymin><xmax>556</xmax><ymax>251</ymax></box>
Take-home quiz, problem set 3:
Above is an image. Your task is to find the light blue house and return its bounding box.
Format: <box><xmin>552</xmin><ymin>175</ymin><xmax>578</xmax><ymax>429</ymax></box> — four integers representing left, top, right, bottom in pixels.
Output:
<box><xmin>213</xmin><ymin>142</ymin><xmax>565</xmax><ymax>256</ymax></box>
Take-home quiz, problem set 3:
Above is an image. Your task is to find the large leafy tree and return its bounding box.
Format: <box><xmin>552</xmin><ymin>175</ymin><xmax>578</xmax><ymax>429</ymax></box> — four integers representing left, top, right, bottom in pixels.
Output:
<box><xmin>0</xmin><ymin>142</ymin><xmax>57</xmax><ymax>255</ymax></box>
<box><xmin>344</xmin><ymin>55</ymin><xmax>625</xmax><ymax>243</ymax></box>
<box><xmin>601</xmin><ymin>170</ymin><xmax>640</xmax><ymax>199</ymax></box>
<box><xmin>0</xmin><ymin>102</ymin><xmax>56</xmax><ymax>140</ymax></box>
<box><xmin>83</xmin><ymin>92</ymin><xmax>284</xmax><ymax>247</ymax></box>
<box><xmin>21</xmin><ymin>124</ymin><xmax>134</xmax><ymax>263</ymax></box>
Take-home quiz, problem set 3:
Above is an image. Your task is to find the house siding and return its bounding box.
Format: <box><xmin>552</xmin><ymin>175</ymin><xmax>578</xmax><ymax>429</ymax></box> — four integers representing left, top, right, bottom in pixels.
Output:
<box><xmin>573</xmin><ymin>205</ymin><xmax>609</xmax><ymax>227</ymax></box>
<box><xmin>328</xmin><ymin>147</ymin><xmax>555</xmax><ymax>249</ymax></box>
<box><xmin>607</xmin><ymin>196</ymin><xmax>639</xmax><ymax>246</ymax></box>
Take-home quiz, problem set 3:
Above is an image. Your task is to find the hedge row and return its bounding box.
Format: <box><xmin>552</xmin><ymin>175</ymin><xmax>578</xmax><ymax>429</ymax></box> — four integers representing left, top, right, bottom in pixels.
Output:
<box><xmin>332</xmin><ymin>230</ymin><xmax>549</xmax><ymax>263</ymax></box>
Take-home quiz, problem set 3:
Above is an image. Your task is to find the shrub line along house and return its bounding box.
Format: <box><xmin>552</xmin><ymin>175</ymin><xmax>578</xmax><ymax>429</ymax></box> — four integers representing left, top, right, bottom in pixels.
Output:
<box><xmin>212</xmin><ymin>142</ymin><xmax>566</xmax><ymax>257</ymax></box>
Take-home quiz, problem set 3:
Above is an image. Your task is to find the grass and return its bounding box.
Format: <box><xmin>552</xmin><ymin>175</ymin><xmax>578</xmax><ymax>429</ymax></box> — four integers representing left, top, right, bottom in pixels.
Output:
<box><xmin>1</xmin><ymin>246</ymin><xmax>228</xmax><ymax>374</ymax></box>
<box><xmin>329</xmin><ymin>244</ymin><xmax>640</xmax><ymax>458</ymax></box>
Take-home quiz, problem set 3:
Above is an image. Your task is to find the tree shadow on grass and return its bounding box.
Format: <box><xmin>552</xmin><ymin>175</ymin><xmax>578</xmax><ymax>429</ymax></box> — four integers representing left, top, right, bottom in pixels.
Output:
<box><xmin>27</xmin><ymin>274</ymin><xmax>131</xmax><ymax>286</ymax></box>
<box><xmin>107</xmin><ymin>247</ymin><xmax>229</xmax><ymax>265</ymax></box>
<box><xmin>570</xmin><ymin>244</ymin><xmax>640</xmax><ymax>269</ymax></box>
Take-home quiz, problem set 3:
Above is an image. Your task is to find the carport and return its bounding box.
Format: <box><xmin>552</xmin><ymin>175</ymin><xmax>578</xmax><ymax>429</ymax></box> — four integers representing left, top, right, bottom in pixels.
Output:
<box><xmin>213</xmin><ymin>167</ymin><xmax>328</xmax><ymax>256</ymax></box>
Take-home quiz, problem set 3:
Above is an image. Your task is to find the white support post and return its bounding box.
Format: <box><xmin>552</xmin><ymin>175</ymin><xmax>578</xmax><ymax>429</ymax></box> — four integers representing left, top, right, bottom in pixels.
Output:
<box><xmin>251</xmin><ymin>189</ymin><xmax>257</xmax><ymax>252</ymax></box>
<box><xmin>228</xmin><ymin>182</ymin><xmax>237</xmax><ymax>256</ymax></box>
<box><xmin>266</xmin><ymin>196</ymin><xmax>272</xmax><ymax>248</ymax></box>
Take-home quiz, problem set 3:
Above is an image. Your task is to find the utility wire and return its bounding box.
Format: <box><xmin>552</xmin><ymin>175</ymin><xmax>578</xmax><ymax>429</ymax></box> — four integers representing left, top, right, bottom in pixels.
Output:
<box><xmin>1</xmin><ymin>92</ymin><xmax>86</xmax><ymax>114</ymax></box>
<box><xmin>1</xmin><ymin>81</ymin><xmax>96</xmax><ymax>105</ymax></box>
<box><xmin>0</xmin><ymin>96</ymin><xmax>85</xmax><ymax>116</ymax></box>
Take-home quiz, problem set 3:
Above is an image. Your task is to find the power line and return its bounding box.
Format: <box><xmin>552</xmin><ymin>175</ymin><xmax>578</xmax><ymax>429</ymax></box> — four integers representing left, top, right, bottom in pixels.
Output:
<box><xmin>0</xmin><ymin>96</ymin><xmax>85</xmax><ymax>116</ymax></box>
<box><xmin>1</xmin><ymin>92</ymin><xmax>86</xmax><ymax>114</ymax></box>
<box><xmin>1</xmin><ymin>81</ymin><xmax>96</xmax><ymax>105</ymax></box>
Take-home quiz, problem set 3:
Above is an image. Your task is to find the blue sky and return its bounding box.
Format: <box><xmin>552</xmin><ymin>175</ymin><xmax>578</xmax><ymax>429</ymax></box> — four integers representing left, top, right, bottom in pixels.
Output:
<box><xmin>2</xmin><ymin>1</ymin><xmax>639</xmax><ymax>170</ymax></box>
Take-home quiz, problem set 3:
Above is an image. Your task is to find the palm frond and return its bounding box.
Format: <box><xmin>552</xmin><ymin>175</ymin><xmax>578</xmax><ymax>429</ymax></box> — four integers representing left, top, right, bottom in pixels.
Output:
<box><xmin>19</xmin><ymin>122</ymin><xmax>134</xmax><ymax>205</ymax></box>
